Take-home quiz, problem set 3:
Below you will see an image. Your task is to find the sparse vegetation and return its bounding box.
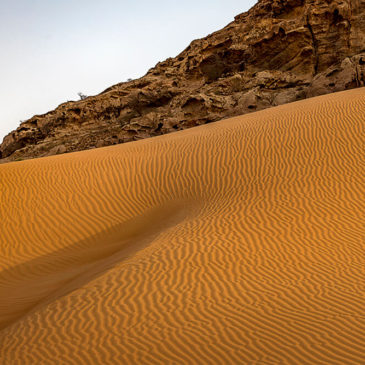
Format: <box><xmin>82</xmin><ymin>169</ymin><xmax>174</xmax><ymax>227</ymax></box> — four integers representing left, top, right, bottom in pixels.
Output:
<box><xmin>77</xmin><ymin>92</ymin><xmax>88</xmax><ymax>100</ymax></box>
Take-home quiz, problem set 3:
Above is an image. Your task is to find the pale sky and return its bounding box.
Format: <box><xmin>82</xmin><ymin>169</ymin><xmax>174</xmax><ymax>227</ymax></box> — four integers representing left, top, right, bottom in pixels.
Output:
<box><xmin>0</xmin><ymin>0</ymin><xmax>256</xmax><ymax>142</ymax></box>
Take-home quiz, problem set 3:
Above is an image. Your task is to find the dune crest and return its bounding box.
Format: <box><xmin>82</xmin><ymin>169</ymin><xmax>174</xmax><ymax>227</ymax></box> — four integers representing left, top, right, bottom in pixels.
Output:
<box><xmin>1</xmin><ymin>89</ymin><xmax>364</xmax><ymax>364</ymax></box>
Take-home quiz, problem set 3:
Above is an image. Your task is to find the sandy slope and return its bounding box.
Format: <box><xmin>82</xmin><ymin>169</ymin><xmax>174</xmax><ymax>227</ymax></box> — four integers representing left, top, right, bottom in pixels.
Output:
<box><xmin>0</xmin><ymin>88</ymin><xmax>364</xmax><ymax>364</ymax></box>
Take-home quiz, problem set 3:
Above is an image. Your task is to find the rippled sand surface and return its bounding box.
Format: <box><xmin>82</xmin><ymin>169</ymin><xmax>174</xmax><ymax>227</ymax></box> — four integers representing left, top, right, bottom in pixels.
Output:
<box><xmin>0</xmin><ymin>88</ymin><xmax>364</xmax><ymax>364</ymax></box>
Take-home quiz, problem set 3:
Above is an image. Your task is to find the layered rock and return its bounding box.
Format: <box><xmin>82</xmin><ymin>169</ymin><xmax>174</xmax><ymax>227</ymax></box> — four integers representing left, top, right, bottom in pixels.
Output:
<box><xmin>1</xmin><ymin>0</ymin><xmax>365</xmax><ymax>162</ymax></box>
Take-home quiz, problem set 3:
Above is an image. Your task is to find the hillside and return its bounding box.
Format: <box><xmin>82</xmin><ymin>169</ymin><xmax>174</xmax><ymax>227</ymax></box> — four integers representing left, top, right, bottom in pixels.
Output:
<box><xmin>1</xmin><ymin>0</ymin><xmax>365</xmax><ymax>162</ymax></box>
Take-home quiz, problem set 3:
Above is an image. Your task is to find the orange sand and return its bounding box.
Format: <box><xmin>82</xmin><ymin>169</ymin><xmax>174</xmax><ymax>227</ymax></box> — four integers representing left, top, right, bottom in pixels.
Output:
<box><xmin>0</xmin><ymin>88</ymin><xmax>364</xmax><ymax>364</ymax></box>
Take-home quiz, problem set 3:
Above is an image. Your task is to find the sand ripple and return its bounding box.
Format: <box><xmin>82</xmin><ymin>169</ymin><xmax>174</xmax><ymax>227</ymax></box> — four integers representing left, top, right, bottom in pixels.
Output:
<box><xmin>0</xmin><ymin>88</ymin><xmax>364</xmax><ymax>364</ymax></box>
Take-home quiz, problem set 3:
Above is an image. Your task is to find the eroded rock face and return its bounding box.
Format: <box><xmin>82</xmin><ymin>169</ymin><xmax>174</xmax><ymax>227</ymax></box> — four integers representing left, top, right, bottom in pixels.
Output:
<box><xmin>1</xmin><ymin>0</ymin><xmax>365</xmax><ymax>162</ymax></box>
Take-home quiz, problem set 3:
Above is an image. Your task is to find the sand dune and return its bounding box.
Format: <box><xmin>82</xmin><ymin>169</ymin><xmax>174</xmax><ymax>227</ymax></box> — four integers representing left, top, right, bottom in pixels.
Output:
<box><xmin>0</xmin><ymin>88</ymin><xmax>364</xmax><ymax>364</ymax></box>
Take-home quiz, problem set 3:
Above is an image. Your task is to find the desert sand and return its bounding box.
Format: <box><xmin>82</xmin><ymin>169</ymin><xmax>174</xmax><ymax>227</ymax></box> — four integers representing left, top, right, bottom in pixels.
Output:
<box><xmin>0</xmin><ymin>88</ymin><xmax>364</xmax><ymax>364</ymax></box>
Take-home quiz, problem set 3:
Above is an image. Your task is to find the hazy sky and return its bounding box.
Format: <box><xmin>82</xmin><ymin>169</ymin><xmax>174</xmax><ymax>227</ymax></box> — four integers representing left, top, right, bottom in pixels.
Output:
<box><xmin>0</xmin><ymin>0</ymin><xmax>256</xmax><ymax>142</ymax></box>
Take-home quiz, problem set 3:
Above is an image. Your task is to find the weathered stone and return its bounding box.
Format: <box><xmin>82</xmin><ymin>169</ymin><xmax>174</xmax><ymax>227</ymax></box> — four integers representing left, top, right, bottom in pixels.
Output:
<box><xmin>47</xmin><ymin>145</ymin><xmax>67</xmax><ymax>156</ymax></box>
<box><xmin>307</xmin><ymin>55</ymin><xmax>365</xmax><ymax>97</ymax></box>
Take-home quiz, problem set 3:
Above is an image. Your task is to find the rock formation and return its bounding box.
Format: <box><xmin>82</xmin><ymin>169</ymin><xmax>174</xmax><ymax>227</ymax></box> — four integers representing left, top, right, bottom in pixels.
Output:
<box><xmin>1</xmin><ymin>0</ymin><xmax>364</xmax><ymax>162</ymax></box>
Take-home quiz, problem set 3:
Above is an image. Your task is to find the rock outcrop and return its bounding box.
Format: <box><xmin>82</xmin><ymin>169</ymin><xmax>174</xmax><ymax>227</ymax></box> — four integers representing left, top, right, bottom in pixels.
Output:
<box><xmin>1</xmin><ymin>0</ymin><xmax>365</xmax><ymax>162</ymax></box>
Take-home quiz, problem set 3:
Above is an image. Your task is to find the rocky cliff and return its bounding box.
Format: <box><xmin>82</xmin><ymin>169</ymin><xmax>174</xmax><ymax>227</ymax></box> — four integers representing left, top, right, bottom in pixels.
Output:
<box><xmin>1</xmin><ymin>0</ymin><xmax>365</xmax><ymax>162</ymax></box>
